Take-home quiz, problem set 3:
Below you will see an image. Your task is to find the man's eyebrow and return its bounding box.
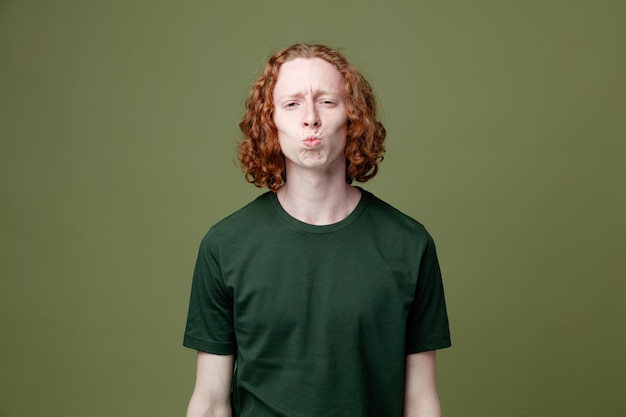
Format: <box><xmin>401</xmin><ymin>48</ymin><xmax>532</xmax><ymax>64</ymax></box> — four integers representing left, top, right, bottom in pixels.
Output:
<box><xmin>275</xmin><ymin>92</ymin><xmax>303</xmax><ymax>101</ymax></box>
<box><xmin>276</xmin><ymin>89</ymin><xmax>344</xmax><ymax>101</ymax></box>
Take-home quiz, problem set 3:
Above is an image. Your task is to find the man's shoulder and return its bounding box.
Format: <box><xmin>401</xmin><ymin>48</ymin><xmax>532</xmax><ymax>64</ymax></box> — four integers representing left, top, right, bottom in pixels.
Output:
<box><xmin>362</xmin><ymin>189</ymin><xmax>430</xmax><ymax>235</ymax></box>
<box><xmin>209</xmin><ymin>191</ymin><xmax>274</xmax><ymax>232</ymax></box>
<box><xmin>194</xmin><ymin>192</ymin><xmax>277</xmax><ymax>256</ymax></box>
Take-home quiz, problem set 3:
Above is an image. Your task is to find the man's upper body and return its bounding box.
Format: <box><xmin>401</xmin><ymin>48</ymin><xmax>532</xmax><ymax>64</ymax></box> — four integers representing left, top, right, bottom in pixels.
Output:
<box><xmin>184</xmin><ymin>44</ymin><xmax>451</xmax><ymax>417</ymax></box>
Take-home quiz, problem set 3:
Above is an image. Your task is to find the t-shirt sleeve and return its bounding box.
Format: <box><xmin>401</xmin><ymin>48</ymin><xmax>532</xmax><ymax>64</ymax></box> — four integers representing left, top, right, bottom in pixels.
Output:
<box><xmin>405</xmin><ymin>232</ymin><xmax>451</xmax><ymax>354</ymax></box>
<box><xmin>183</xmin><ymin>228</ymin><xmax>236</xmax><ymax>354</ymax></box>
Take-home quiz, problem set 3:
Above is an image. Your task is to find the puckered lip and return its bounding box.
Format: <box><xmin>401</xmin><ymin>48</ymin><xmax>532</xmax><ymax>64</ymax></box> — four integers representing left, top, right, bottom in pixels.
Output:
<box><xmin>302</xmin><ymin>135</ymin><xmax>322</xmax><ymax>148</ymax></box>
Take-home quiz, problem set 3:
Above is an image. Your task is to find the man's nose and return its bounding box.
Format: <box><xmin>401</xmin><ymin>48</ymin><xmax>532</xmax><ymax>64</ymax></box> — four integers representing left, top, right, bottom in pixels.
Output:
<box><xmin>302</xmin><ymin>103</ymin><xmax>320</xmax><ymax>128</ymax></box>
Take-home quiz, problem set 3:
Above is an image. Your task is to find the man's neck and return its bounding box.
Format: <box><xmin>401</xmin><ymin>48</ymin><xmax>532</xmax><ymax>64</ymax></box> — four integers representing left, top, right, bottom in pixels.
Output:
<box><xmin>276</xmin><ymin>170</ymin><xmax>361</xmax><ymax>226</ymax></box>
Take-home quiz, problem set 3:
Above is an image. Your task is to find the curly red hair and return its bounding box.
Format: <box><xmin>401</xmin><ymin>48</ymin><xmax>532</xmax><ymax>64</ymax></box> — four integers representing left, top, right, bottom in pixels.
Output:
<box><xmin>238</xmin><ymin>44</ymin><xmax>386</xmax><ymax>192</ymax></box>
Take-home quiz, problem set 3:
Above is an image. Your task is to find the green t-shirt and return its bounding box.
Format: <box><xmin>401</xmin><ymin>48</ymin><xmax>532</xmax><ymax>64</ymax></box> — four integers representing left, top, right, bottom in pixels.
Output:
<box><xmin>184</xmin><ymin>188</ymin><xmax>451</xmax><ymax>416</ymax></box>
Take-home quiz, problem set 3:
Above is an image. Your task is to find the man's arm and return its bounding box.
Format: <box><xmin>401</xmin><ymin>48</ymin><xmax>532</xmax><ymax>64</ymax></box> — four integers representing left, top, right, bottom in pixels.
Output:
<box><xmin>186</xmin><ymin>351</ymin><xmax>235</xmax><ymax>417</ymax></box>
<box><xmin>403</xmin><ymin>350</ymin><xmax>442</xmax><ymax>417</ymax></box>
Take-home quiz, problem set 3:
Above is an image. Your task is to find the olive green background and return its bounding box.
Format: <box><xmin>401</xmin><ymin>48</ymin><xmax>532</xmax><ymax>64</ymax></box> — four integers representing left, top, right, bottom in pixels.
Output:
<box><xmin>1</xmin><ymin>0</ymin><xmax>624</xmax><ymax>416</ymax></box>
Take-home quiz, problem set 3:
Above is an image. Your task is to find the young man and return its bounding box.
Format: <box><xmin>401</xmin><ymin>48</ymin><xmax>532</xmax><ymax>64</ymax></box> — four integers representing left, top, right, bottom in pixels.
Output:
<box><xmin>184</xmin><ymin>44</ymin><xmax>451</xmax><ymax>417</ymax></box>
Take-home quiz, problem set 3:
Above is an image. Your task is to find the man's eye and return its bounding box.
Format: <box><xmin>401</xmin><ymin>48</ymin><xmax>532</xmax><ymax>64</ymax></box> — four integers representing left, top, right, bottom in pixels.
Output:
<box><xmin>285</xmin><ymin>102</ymin><xmax>297</xmax><ymax>108</ymax></box>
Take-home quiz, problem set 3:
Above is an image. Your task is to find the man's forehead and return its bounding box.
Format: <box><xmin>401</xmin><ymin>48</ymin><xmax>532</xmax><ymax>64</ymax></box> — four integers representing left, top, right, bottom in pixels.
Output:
<box><xmin>274</xmin><ymin>57</ymin><xmax>345</xmax><ymax>96</ymax></box>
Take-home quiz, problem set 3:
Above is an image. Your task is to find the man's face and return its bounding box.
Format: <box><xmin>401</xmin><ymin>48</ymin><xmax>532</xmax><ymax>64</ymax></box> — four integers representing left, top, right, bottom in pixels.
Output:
<box><xmin>272</xmin><ymin>57</ymin><xmax>348</xmax><ymax>175</ymax></box>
